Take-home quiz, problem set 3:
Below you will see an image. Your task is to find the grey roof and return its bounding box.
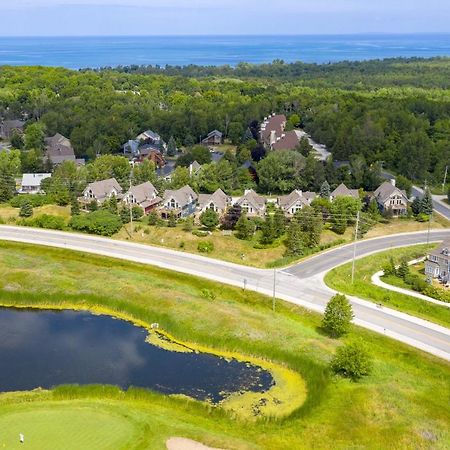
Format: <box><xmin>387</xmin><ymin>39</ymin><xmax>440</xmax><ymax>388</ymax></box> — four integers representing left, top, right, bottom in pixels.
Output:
<box><xmin>3</xmin><ymin>119</ymin><xmax>25</xmax><ymax>131</ymax></box>
<box><xmin>163</xmin><ymin>185</ymin><xmax>198</xmax><ymax>208</ymax></box>
<box><xmin>374</xmin><ymin>181</ymin><xmax>407</xmax><ymax>203</ymax></box>
<box><xmin>236</xmin><ymin>189</ymin><xmax>266</xmax><ymax>211</ymax></box>
<box><xmin>84</xmin><ymin>178</ymin><xmax>123</xmax><ymax>199</ymax></box>
<box><xmin>203</xmin><ymin>130</ymin><xmax>223</xmax><ymax>140</ymax></box>
<box><xmin>278</xmin><ymin>190</ymin><xmax>309</xmax><ymax>211</ymax></box>
<box><xmin>45</xmin><ymin>133</ymin><xmax>72</xmax><ymax>149</ymax></box>
<box><xmin>126</xmin><ymin>181</ymin><xmax>158</xmax><ymax>204</ymax></box>
<box><xmin>21</xmin><ymin>173</ymin><xmax>51</xmax><ymax>188</ymax></box>
<box><xmin>44</xmin><ymin>133</ymin><xmax>76</xmax><ymax>164</ymax></box>
<box><xmin>137</xmin><ymin>130</ymin><xmax>161</xmax><ymax>142</ymax></box>
<box><xmin>190</xmin><ymin>160</ymin><xmax>202</xmax><ymax>173</ymax></box>
<box><xmin>331</xmin><ymin>183</ymin><xmax>359</xmax><ymax>200</ymax></box>
<box><xmin>198</xmin><ymin>189</ymin><xmax>230</xmax><ymax>211</ymax></box>
<box><xmin>429</xmin><ymin>241</ymin><xmax>450</xmax><ymax>258</ymax></box>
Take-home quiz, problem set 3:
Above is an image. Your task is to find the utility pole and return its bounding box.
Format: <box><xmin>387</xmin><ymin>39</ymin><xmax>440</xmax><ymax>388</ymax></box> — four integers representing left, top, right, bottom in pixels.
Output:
<box><xmin>272</xmin><ymin>269</ymin><xmax>276</xmax><ymax>312</ymax></box>
<box><xmin>427</xmin><ymin>211</ymin><xmax>432</xmax><ymax>245</ymax></box>
<box><xmin>351</xmin><ymin>211</ymin><xmax>360</xmax><ymax>284</ymax></box>
<box><xmin>443</xmin><ymin>165</ymin><xmax>448</xmax><ymax>194</ymax></box>
<box><xmin>129</xmin><ymin>176</ymin><xmax>133</xmax><ymax>238</ymax></box>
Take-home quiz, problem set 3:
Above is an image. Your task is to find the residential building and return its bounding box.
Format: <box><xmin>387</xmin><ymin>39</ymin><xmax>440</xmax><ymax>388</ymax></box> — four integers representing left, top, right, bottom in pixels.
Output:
<box><xmin>160</xmin><ymin>185</ymin><xmax>198</xmax><ymax>219</ymax></box>
<box><xmin>272</xmin><ymin>130</ymin><xmax>301</xmax><ymax>151</ymax></box>
<box><xmin>330</xmin><ymin>183</ymin><xmax>360</xmax><ymax>201</ymax></box>
<box><xmin>44</xmin><ymin>133</ymin><xmax>85</xmax><ymax>166</ymax></box>
<box><xmin>425</xmin><ymin>241</ymin><xmax>450</xmax><ymax>283</ymax></box>
<box><xmin>277</xmin><ymin>190</ymin><xmax>317</xmax><ymax>216</ymax></box>
<box><xmin>373</xmin><ymin>180</ymin><xmax>408</xmax><ymax>216</ymax></box>
<box><xmin>123</xmin><ymin>129</ymin><xmax>165</xmax><ymax>157</ymax></box>
<box><xmin>123</xmin><ymin>181</ymin><xmax>161</xmax><ymax>215</ymax></box>
<box><xmin>202</xmin><ymin>130</ymin><xmax>223</xmax><ymax>146</ymax></box>
<box><xmin>260</xmin><ymin>114</ymin><xmax>287</xmax><ymax>147</ymax></box>
<box><xmin>82</xmin><ymin>178</ymin><xmax>123</xmax><ymax>205</ymax></box>
<box><xmin>236</xmin><ymin>189</ymin><xmax>266</xmax><ymax>217</ymax></box>
<box><xmin>19</xmin><ymin>173</ymin><xmax>52</xmax><ymax>194</ymax></box>
<box><xmin>0</xmin><ymin>119</ymin><xmax>25</xmax><ymax>139</ymax></box>
<box><xmin>189</xmin><ymin>160</ymin><xmax>202</xmax><ymax>176</ymax></box>
<box><xmin>198</xmin><ymin>189</ymin><xmax>232</xmax><ymax>215</ymax></box>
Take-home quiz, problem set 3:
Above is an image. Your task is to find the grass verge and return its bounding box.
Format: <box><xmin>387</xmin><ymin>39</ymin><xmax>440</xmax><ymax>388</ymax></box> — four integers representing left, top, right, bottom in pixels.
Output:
<box><xmin>324</xmin><ymin>244</ymin><xmax>450</xmax><ymax>327</ymax></box>
<box><xmin>0</xmin><ymin>241</ymin><xmax>449</xmax><ymax>449</ymax></box>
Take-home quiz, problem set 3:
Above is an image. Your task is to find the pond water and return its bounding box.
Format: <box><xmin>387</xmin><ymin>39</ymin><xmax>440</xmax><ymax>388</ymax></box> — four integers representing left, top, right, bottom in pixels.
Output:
<box><xmin>0</xmin><ymin>308</ymin><xmax>273</xmax><ymax>403</ymax></box>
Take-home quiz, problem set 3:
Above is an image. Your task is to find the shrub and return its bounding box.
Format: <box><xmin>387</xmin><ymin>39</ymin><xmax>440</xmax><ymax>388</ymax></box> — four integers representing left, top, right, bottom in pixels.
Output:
<box><xmin>10</xmin><ymin>194</ymin><xmax>51</xmax><ymax>208</ymax></box>
<box><xmin>168</xmin><ymin>212</ymin><xmax>177</xmax><ymax>228</ymax></box>
<box><xmin>322</xmin><ymin>294</ymin><xmax>354</xmax><ymax>338</ymax></box>
<box><xmin>192</xmin><ymin>230</ymin><xmax>208</xmax><ymax>237</ymax></box>
<box><xmin>21</xmin><ymin>214</ymin><xmax>65</xmax><ymax>230</ymax></box>
<box><xmin>197</xmin><ymin>241</ymin><xmax>214</xmax><ymax>253</ymax></box>
<box><xmin>147</xmin><ymin>211</ymin><xmax>159</xmax><ymax>225</ymax></box>
<box><xmin>183</xmin><ymin>216</ymin><xmax>194</xmax><ymax>232</ymax></box>
<box><xmin>200</xmin><ymin>288</ymin><xmax>216</xmax><ymax>301</ymax></box>
<box><xmin>19</xmin><ymin>201</ymin><xmax>33</xmax><ymax>218</ymax></box>
<box><xmin>331</xmin><ymin>340</ymin><xmax>373</xmax><ymax>381</ymax></box>
<box><xmin>200</xmin><ymin>209</ymin><xmax>219</xmax><ymax>231</ymax></box>
<box><xmin>69</xmin><ymin>210</ymin><xmax>123</xmax><ymax>236</ymax></box>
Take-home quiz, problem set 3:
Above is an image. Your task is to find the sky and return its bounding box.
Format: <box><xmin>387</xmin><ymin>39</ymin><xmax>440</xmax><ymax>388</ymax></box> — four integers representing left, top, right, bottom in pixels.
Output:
<box><xmin>1</xmin><ymin>0</ymin><xmax>450</xmax><ymax>36</ymax></box>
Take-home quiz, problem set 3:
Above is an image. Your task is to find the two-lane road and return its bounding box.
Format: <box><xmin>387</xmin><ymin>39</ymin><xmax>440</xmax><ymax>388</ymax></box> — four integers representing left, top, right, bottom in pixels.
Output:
<box><xmin>0</xmin><ymin>225</ymin><xmax>449</xmax><ymax>361</ymax></box>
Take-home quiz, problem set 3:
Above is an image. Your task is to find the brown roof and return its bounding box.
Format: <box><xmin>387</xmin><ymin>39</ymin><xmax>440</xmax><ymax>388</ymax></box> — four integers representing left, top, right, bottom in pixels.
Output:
<box><xmin>261</xmin><ymin>114</ymin><xmax>286</xmax><ymax>141</ymax></box>
<box><xmin>272</xmin><ymin>130</ymin><xmax>300</xmax><ymax>151</ymax></box>
<box><xmin>331</xmin><ymin>183</ymin><xmax>359</xmax><ymax>200</ymax></box>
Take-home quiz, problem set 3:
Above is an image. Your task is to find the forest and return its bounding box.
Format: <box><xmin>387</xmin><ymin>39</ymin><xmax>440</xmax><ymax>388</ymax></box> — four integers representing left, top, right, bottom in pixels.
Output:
<box><xmin>1</xmin><ymin>57</ymin><xmax>450</xmax><ymax>187</ymax></box>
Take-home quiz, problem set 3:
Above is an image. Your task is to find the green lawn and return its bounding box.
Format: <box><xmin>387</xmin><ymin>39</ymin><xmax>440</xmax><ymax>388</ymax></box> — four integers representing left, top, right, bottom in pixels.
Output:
<box><xmin>0</xmin><ymin>241</ymin><xmax>449</xmax><ymax>449</ymax></box>
<box><xmin>324</xmin><ymin>244</ymin><xmax>450</xmax><ymax>327</ymax></box>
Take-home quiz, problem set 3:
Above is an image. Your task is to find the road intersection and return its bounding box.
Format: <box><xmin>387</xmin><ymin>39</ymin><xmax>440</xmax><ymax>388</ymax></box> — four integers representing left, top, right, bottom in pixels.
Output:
<box><xmin>0</xmin><ymin>225</ymin><xmax>449</xmax><ymax>361</ymax></box>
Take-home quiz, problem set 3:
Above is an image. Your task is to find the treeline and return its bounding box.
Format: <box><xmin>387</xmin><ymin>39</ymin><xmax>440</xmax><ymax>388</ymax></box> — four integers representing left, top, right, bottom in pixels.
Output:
<box><xmin>1</xmin><ymin>59</ymin><xmax>450</xmax><ymax>184</ymax></box>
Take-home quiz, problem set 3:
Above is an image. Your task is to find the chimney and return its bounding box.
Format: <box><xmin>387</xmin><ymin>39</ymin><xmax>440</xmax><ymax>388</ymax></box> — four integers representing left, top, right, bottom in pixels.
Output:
<box><xmin>390</xmin><ymin>179</ymin><xmax>396</xmax><ymax>187</ymax></box>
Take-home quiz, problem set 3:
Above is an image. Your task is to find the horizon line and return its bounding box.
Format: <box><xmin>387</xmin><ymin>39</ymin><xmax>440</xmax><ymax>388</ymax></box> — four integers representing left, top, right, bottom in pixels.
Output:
<box><xmin>1</xmin><ymin>31</ymin><xmax>450</xmax><ymax>38</ymax></box>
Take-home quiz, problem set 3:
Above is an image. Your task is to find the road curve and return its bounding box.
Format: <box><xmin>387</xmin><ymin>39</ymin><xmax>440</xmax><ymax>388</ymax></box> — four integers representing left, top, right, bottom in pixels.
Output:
<box><xmin>1</xmin><ymin>225</ymin><xmax>450</xmax><ymax>362</ymax></box>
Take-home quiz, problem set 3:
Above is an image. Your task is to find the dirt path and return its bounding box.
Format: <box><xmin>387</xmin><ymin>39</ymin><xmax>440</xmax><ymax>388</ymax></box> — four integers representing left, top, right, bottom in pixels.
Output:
<box><xmin>166</xmin><ymin>437</ymin><xmax>226</xmax><ymax>450</ymax></box>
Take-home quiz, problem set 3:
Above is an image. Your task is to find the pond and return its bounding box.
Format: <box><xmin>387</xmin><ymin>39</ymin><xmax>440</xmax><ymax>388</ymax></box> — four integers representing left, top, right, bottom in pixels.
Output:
<box><xmin>0</xmin><ymin>307</ymin><xmax>274</xmax><ymax>403</ymax></box>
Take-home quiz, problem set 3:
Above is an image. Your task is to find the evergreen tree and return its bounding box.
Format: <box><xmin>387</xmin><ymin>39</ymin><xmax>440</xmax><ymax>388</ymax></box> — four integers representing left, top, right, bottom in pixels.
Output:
<box><xmin>259</xmin><ymin>214</ymin><xmax>276</xmax><ymax>245</ymax></box>
<box><xmin>420</xmin><ymin>188</ymin><xmax>433</xmax><ymax>216</ymax></box>
<box><xmin>273</xmin><ymin>208</ymin><xmax>286</xmax><ymax>238</ymax></box>
<box><xmin>108</xmin><ymin>194</ymin><xmax>118</xmax><ymax>214</ymax></box>
<box><xmin>411</xmin><ymin>196</ymin><xmax>422</xmax><ymax>215</ymax></box>
<box><xmin>235</xmin><ymin>213</ymin><xmax>254</xmax><ymax>240</ymax></box>
<box><xmin>322</xmin><ymin>294</ymin><xmax>354</xmax><ymax>338</ymax></box>
<box><xmin>70</xmin><ymin>196</ymin><xmax>80</xmax><ymax>216</ymax></box>
<box><xmin>284</xmin><ymin>218</ymin><xmax>304</xmax><ymax>257</ymax></box>
<box><xmin>120</xmin><ymin>206</ymin><xmax>131</xmax><ymax>224</ymax></box>
<box><xmin>296</xmin><ymin>137</ymin><xmax>313</xmax><ymax>157</ymax></box>
<box><xmin>320</xmin><ymin>180</ymin><xmax>331</xmax><ymax>198</ymax></box>
<box><xmin>367</xmin><ymin>198</ymin><xmax>380</xmax><ymax>219</ymax></box>
<box><xmin>167</xmin><ymin>136</ymin><xmax>177</xmax><ymax>157</ymax></box>
<box><xmin>200</xmin><ymin>208</ymin><xmax>219</xmax><ymax>231</ymax></box>
<box><xmin>168</xmin><ymin>211</ymin><xmax>177</xmax><ymax>228</ymax></box>
<box><xmin>242</xmin><ymin>127</ymin><xmax>254</xmax><ymax>143</ymax></box>
<box><xmin>295</xmin><ymin>207</ymin><xmax>323</xmax><ymax>247</ymax></box>
<box><xmin>147</xmin><ymin>211</ymin><xmax>158</xmax><ymax>226</ymax></box>
<box><xmin>182</xmin><ymin>216</ymin><xmax>194</xmax><ymax>231</ymax></box>
<box><xmin>397</xmin><ymin>260</ymin><xmax>410</xmax><ymax>280</ymax></box>
<box><xmin>87</xmin><ymin>200</ymin><xmax>98</xmax><ymax>212</ymax></box>
<box><xmin>19</xmin><ymin>200</ymin><xmax>33</xmax><ymax>218</ymax></box>
<box><xmin>0</xmin><ymin>172</ymin><xmax>16</xmax><ymax>202</ymax></box>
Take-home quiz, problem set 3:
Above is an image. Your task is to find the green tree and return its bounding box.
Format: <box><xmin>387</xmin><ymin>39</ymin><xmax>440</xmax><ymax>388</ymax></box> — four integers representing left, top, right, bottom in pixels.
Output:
<box><xmin>294</xmin><ymin>207</ymin><xmax>323</xmax><ymax>248</ymax></box>
<box><xmin>87</xmin><ymin>200</ymin><xmax>98</xmax><ymax>212</ymax></box>
<box><xmin>273</xmin><ymin>208</ymin><xmax>286</xmax><ymax>238</ymax></box>
<box><xmin>24</xmin><ymin>122</ymin><xmax>46</xmax><ymax>151</ymax></box>
<box><xmin>320</xmin><ymin>180</ymin><xmax>331</xmax><ymax>198</ymax></box>
<box><xmin>70</xmin><ymin>196</ymin><xmax>80</xmax><ymax>216</ymax></box>
<box><xmin>19</xmin><ymin>200</ymin><xmax>33</xmax><ymax>218</ymax></box>
<box><xmin>167</xmin><ymin>136</ymin><xmax>177</xmax><ymax>157</ymax></box>
<box><xmin>367</xmin><ymin>198</ymin><xmax>380</xmax><ymax>219</ymax></box>
<box><xmin>133</xmin><ymin>160</ymin><xmax>156</xmax><ymax>185</ymax></box>
<box><xmin>331</xmin><ymin>340</ymin><xmax>372</xmax><ymax>381</ymax></box>
<box><xmin>200</xmin><ymin>208</ymin><xmax>219</xmax><ymax>231</ymax></box>
<box><xmin>259</xmin><ymin>214</ymin><xmax>276</xmax><ymax>245</ymax></box>
<box><xmin>397</xmin><ymin>260</ymin><xmax>410</xmax><ymax>280</ymax></box>
<box><xmin>182</xmin><ymin>216</ymin><xmax>194</xmax><ymax>231</ymax></box>
<box><xmin>420</xmin><ymin>188</ymin><xmax>433</xmax><ymax>216</ymax></box>
<box><xmin>168</xmin><ymin>211</ymin><xmax>178</xmax><ymax>228</ymax></box>
<box><xmin>222</xmin><ymin>204</ymin><xmax>242</xmax><ymax>230</ymax></box>
<box><xmin>284</xmin><ymin>218</ymin><xmax>304</xmax><ymax>257</ymax></box>
<box><xmin>107</xmin><ymin>194</ymin><xmax>118</xmax><ymax>214</ymax></box>
<box><xmin>191</xmin><ymin>145</ymin><xmax>212</xmax><ymax>165</ymax></box>
<box><xmin>235</xmin><ymin>213</ymin><xmax>254</xmax><ymax>240</ymax></box>
<box><xmin>147</xmin><ymin>211</ymin><xmax>159</xmax><ymax>226</ymax></box>
<box><xmin>322</xmin><ymin>294</ymin><xmax>354</xmax><ymax>338</ymax></box>
<box><xmin>296</xmin><ymin>137</ymin><xmax>313</xmax><ymax>157</ymax></box>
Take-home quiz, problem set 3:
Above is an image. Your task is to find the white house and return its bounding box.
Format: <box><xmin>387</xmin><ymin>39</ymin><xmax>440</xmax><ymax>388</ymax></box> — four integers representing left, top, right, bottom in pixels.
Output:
<box><xmin>19</xmin><ymin>173</ymin><xmax>52</xmax><ymax>194</ymax></box>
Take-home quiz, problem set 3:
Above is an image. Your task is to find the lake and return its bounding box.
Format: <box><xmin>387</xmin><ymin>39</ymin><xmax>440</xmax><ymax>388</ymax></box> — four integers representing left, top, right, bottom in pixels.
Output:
<box><xmin>0</xmin><ymin>34</ymin><xmax>450</xmax><ymax>69</ymax></box>
<box><xmin>0</xmin><ymin>307</ymin><xmax>273</xmax><ymax>403</ymax></box>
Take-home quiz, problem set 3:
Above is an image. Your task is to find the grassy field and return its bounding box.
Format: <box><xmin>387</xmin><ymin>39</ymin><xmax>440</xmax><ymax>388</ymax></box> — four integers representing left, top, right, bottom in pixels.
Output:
<box><xmin>324</xmin><ymin>244</ymin><xmax>450</xmax><ymax>327</ymax></box>
<box><xmin>0</xmin><ymin>241</ymin><xmax>449</xmax><ymax>449</ymax></box>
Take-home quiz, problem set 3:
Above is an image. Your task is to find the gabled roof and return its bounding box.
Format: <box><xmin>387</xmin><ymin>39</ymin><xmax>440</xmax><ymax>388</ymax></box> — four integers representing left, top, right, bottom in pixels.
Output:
<box><xmin>126</xmin><ymin>181</ymin><xmax>158</xmax><ymax>204</ymax></box>
<box><xmin>236</xmin><ymin>189</ymin><xmax>266</xmax><ymax>211</ymax></box>
<box><xmin>163</xmin><ymin>185</ymin><xmax>198</xmax><ymax>207</ymax></box>
<box><xmin>429</xmin><ymin>241</ymin><xmax>450</xmax><ymax>258</ymax></box>
<box><xmin>331</xmin><ymin>183</ymin><xmax>359</xmax><ymax>200</ymax></box>
<box><xmin>374</xmin><ymin>181</ymin><xmax>407</xmax><ymax>203</ymax></box>
<box><xmin>205</xmin><ymin>130</ymin><xmax>222</xmax><ymax>138</ymax></box>
<box><xmin>272</xmin><ymin>130</ymin><xmax>300</xmax><ymax>151</ymax></box>
<box><xmin>278</xmin><ymin>190</ymin><xmax>309</xmax><ymax>211</ymax></box>
<box><xmin>3</xmin><ymin>119</ymin><xmax>25</xmax><ymax>130</ymax></box>
<box><xmin>45</xmin><ymin>133</ymin><xmax>72</xmax><ymax>149</ymax></box>
<box><xmin>261</xmin><ymin>114</ymin><xmax>286</xmax><ymax>141</ymax></box>
<box><xmin>198</xmin><ymin>189</ymin><xmax>230</xmax><ymax>210</ymax></box>
<box><xmin>137</xmin><ymin>130</ymin><xmax>161</xmax><ymax>142</ymax></box>
<box><xmin>21</xmin><ymin>173</ymin><xmax>51</xmax><ymax>187</ymax></box>
<box><xmin>84</xmin><ymin>178</ymin><xmax>123</xmax><ymax>198</ymax></box>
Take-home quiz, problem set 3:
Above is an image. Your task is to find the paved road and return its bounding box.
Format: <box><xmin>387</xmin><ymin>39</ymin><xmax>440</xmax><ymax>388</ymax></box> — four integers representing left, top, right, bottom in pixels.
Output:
<box><xmin>412</xmin><ymin>185</ymin><xmax>450</xmax><ymax>220</ymax></box>
<box><xmin>0</xmin><ymin>225</ymin><xmax>449</xmax><ymax>361</ymax></box>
